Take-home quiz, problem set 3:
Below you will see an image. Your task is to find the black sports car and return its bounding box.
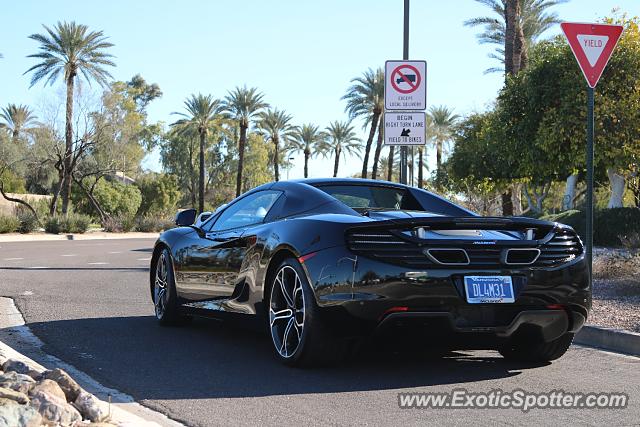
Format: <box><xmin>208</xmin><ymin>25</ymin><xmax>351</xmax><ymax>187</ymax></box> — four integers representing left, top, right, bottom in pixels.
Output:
<box><xmin>150</xmin><ymin>178</ymin><xmax>590</xmax><ymax>366</ymax></box>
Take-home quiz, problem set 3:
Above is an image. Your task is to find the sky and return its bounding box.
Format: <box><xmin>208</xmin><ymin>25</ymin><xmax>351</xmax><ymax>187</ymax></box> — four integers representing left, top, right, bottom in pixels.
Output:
<box><xmin>1</xmin><ymin>0</ymin><xmax>638</xmax><ymax>180</ymax></box>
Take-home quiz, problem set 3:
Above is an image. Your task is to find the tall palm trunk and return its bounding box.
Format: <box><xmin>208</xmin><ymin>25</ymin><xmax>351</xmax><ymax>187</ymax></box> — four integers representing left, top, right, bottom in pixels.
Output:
<box><xmin>361</xmin><ymin>111</ymin><xmax>380</xmax><ymax>178</ymax></box>
<box><xmin>371</xmin><ymin>118</ymin><xmax>384</xmax><ymax>179</ymax></box>
<box><xmin>387</xmin><ymin>146</ymin><xmax>395</xmax><ymax>181</ymax></box>
<box><xmin>304</xmin><ymin>148</ymin><xmax>310</xmax><ymax>178</ymax></box>
<box><xmin>198</xmin><ymin>129</ymin><xmax>206</xmax><ymax>213</ymax></box>
<box><xmin>418</xmin><ymin>146</ymin><xmax>424</xmax><ymax>188</ymax></box>
<box><xmin>236</xmin><ymin>123</ymin><xmax>248</xmax><ymax>196</ymax></box>
<box><xmin>436</xmin><ymin>139</ymin><xmax>443</xmax><ymax>172</ymax></box>
<box><xmin>505</xmin><ymin>0</ymin><xmax>517</xmax><ymax>77</ymax></box>
<box><xmin>333</xmin><ymin>147</ymin><xmax>341</xmax><ymax>177</ymax></box>
<box><xmin>60</xmin><ymin>73</ymin><xmax>76</xmax><ymax>215</ymax></box>
<box><xmin>273</xmin><ymin>135</ymin><xmax>280</xmax><ymax>181</ymax></box>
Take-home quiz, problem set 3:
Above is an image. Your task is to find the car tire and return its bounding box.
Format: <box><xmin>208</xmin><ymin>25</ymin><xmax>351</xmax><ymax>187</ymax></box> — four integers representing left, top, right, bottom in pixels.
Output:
<box><xmin>153</xmin><ymin>248</ymin><xmax>183</xmax><ymax>326</ymax></box>
<box><xmin>267</xmin><ymin>258</ymin><xmax>343</xmax><ymax>367</ymax></box>
<box><xmin>499</xmin><ymin>332</ymin><xmax>574</xmax><ymax>362</ymax></box>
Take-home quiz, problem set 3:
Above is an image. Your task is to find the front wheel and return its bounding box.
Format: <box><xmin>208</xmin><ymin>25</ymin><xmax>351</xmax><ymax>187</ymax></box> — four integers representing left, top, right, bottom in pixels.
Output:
<box><xmin>499</xmin><ymin>332</ymin><xmax>574</xmax><ymax>362</ymax></box>
<box><xmin>267</xmin><ymin>258</ymin><xmax>342</xmax><ymax>367</ymax></box>
<box><xmin>153</xmin><ymin>248</ymin><xmax>183</xmax><ymax>326</ymax></box>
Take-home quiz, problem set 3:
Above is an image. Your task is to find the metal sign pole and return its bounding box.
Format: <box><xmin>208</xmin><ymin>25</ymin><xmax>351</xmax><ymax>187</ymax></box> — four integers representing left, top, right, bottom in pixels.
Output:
<box><xmin>400</xmin><ymin>0</ymin><xmax>409</xmax><ymax>185</ymax></box>
<box><xmin>586</xmin><ymin>86</ymin><xmax>594</xmax><ymax>284</ymax></box>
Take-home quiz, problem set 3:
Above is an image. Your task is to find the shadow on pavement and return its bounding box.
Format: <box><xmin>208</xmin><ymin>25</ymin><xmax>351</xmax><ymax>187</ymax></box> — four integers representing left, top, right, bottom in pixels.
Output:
<box><xmin>0</xmin><ymin>267</ymin><xmax>149</xmax><ymax>272</ymax></box>
<box><xmin>20</xmin><ymin>315</ymin><xmax>545</xmax><ymax>400</ymax></box>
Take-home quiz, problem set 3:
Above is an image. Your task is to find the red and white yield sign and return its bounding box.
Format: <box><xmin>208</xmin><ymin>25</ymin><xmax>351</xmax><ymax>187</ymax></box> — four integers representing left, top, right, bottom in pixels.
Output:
<box><xmin>561</xmin><ymin>22</ymin><xmax>624</xmax><ymax>88</ymax></box>
<box><xmin>385</xmin><ymin>60</ymin><xmax>427</xmax><ymax>110</ymax></box>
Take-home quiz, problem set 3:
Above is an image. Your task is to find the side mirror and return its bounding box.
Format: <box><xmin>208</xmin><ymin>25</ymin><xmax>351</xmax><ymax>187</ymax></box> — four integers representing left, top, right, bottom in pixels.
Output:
<box><xmin>175</xmin><ymin>208</ymin><xmax>197</xmax><ymax>227</ymax></box>
<box><xmin>194</xmin><ymin>211</ymin><xmax>213</xmax><ymax>227</ymax></box>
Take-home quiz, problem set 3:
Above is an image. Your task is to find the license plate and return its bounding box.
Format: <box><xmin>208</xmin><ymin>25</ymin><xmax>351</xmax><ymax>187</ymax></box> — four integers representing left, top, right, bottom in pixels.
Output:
<box><xmin>464</xmin><ymin>276</ymin><xmax>514</xmax><ymax>304</ymax></box>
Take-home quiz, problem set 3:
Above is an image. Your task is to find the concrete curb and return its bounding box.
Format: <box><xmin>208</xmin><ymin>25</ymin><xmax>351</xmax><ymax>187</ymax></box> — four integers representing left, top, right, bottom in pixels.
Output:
<box><xmin>575</xmin><ymin>325</ymin><xmax>640</xmax><ymax>357</ymax></box>
<box><xmin>0</xmin><ymin>232</ymin><xmax>160</xmax><ymax>243</ymax></box>
<box><xmin>0</xmin><ymin>297</ymin><xmax>183</xmax><ymax>426</ymax></box>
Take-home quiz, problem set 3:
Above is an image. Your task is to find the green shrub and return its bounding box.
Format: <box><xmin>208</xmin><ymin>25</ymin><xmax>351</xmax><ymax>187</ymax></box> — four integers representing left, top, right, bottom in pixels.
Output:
<box><xmin>17</xmin><ymin>211</ymin><xmax>39</xmax><ymax>234</ymax></box>
<box><xmin>135</xmin><ymin>215</ymin><xmax>174</xmax><ymax>233</ymax></box>
<box><xmin>102</xmin><ymin>214</ymin><xmax>136</xmax><ymax>233</ymax></box>
<box><xmin>0</xmin><ymin>214</ymin><xmax>20</xmax><ymax>233</ymax></box>
<box><xmin>136</xmin><ymin>174</ymin><xmax>181</xmax><ymax>217</ymax></box>
<box><xmin>44</xmin><ymin>216</ymin><xmax>61</xmax><ymax>234</ymax></box>
<box><xmin>541</xmin><ymin>208</ymin><xmax>640</xmax><ymax>247</ymax></box>
<box><xmin>45</xmin><ymin>214</ymin><xmax>91</xmax><ymax>234</ymax></box>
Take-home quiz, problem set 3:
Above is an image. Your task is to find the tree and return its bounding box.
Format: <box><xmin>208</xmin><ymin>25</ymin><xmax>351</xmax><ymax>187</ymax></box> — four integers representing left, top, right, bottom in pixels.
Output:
<box><xmin>325</xmin><ymin>121</ymin><xmax>361</xmax><ymax>177</ymax></box>
<box><xmin>127</xmin><ymin>74</ymin><xmax>163</xmax><ymax>113</ymax></box>
<box><xmin>25</xmin><ymin>21</ymin><xmax>115</xmax><ymax>215</ymax></box>
<box><xmin>342</xmin><ymin>68</ymin><xmax>384</xmax><ymax>178</ymax></box>
<box><xmin>223</xmin><ymin>86</ymin><xmax>269</xmax><ymax>196</ymax></box>
<box><xmin>428</xmin><ymin>106</ymin><xmax>459</xmax><ymax>176</ymax></box>
<box><xmin>0</xmin><ymin>104</ymin><xmax>38</xmax><ymax>143</ymax></box>
<box><xmin>258</xmin><ymin>108</ymin><xmax>295</xmax><ymax>181</ymax></box>
<box><xmin>172</xmin><ymin>94</ymin><xmax>224</xmax><ymax>213</ymax></box>
<box><xmin>464</xmin><ymin>0</ymin><xmax>566</xmax><ymax>74</ymax></box>
<box><xmin>288</xmin><ymin>124</ymin><xmax>326</xmax><ymax>178</ymax></box>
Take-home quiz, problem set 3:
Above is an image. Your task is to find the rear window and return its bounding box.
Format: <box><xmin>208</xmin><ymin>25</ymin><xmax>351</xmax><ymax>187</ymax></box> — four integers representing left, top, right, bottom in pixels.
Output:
<box><xmin>314</xmin><ymin>185</ymin><xmax>422</xmax><ymax>211</ymax></box>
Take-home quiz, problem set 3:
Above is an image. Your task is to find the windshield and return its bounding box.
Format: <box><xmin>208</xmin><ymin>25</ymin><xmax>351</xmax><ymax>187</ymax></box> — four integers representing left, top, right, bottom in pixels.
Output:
<box><xmin>314</xmin><ymin>184</ymin><xmax>422</xmax><ymax>211</ymax></box>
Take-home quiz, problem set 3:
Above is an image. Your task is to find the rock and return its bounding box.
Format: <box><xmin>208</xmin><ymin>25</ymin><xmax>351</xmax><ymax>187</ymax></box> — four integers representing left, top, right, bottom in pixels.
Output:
<box><xmin>29</xmin><ymin>390</ymin><xmax>81</xmax><ymax>426</ymax></box>
<box><xmin>0</xmin><ymin>371</ymin><xmax>35</xmax><ymax>394</ymax></box>
<box><xmin>42</xmin><ymin>369</ymin><xmax>83</xmax><ymax>402</ymax></box>
<box><xmin>1</xmin><ymin>359</ymin><xmax>40</xmax><ymax>380</ymax></box>
<box><xmin>0</xmin><ymin>387</ymin><xmax>29</xmax><ymax>404</ymax></box>
<box><xmin>74</xmin><ymin>391</ymin><xmax>109</xmax><ymax>422</ymax></box>
<box><xmin>0</xmin><ymin>397</ymin><xmax>42</xmax><ymax>427</ymax></box>
<box><xmin>30</xmin><ymin>379</ymin><xmax>66</xmax><ymax>401</ymax></box>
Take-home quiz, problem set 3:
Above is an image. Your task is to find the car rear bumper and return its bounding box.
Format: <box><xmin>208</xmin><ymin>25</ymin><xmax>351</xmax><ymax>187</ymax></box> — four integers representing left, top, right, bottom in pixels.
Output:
<box><xmin>302</xmin><ymin>245</ymin><xmax>590</xmax><ymax>343</ymax></box>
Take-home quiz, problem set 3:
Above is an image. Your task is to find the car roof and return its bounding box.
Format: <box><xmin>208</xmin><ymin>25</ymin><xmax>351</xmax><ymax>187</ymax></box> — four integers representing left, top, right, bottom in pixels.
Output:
<box><xmin>289</xmin><ymin>177</ymin><xmax>408</xmax><ymax>189</ymax></box>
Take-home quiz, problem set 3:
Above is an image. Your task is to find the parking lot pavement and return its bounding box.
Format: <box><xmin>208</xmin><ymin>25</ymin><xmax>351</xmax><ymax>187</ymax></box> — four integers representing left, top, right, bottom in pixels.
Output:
<box><xmin>1</xmin><ymin>239</ymin><xmax>639</xmax><ymax>426</ymax></box>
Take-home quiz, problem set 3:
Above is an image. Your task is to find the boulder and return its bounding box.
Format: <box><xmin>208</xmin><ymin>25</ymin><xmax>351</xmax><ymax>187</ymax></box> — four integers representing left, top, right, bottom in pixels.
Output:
<box><xmin>0</xmin><ymin>371</ymin><xmax>35</xmax><ymax>395</ymax></box>
<box><xmin>42</xmin><ymin>369</ymin><xmax>83</xmax><ymax>402</ymax></box>
<box><xmin>0</xmin><ymin>397</ymin><xmax>42</xmax><ymax>427</ymax></box>
<box><xmin>30</xmin><ymin>379</ymin><xmax>66</xmax><ymax>401</ymax></box>
<box><xmin>29</xmin><ymin>390</ymin><xmax>81</xmax><ymax>426</ymax></box>
<box><xmin>0</xmin><ymin>387</ymin><xmax>29</xmax><ymax>404</ymax></box>
<box><xmin>1</xmin><ymin>359</ymin><xmax>40</xmax><ymax>380</ymax></box>
<box><xmin>74</xmin><ymin>391</ymin><xmax>109</xmax><ymax>422</ymax></box>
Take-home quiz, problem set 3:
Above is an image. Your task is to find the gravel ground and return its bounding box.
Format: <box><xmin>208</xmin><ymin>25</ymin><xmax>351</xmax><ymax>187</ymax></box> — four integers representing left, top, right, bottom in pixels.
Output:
<box><xmin>590</xmin><ymin>248</ymin><xmax>640</xmax><ymax>333</ymax></box>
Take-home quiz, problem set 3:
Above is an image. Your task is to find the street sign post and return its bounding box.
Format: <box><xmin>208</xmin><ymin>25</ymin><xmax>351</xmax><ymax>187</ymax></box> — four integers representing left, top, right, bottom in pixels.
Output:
<box><xmin>561</xmin><ymin>22</ymin><xmax>624</xmax><ymax>282</ymax></box>
<box><xmin>384</xmin><ymin>112</ymin><xmax>426</xmax><ymax>146</ymax></box>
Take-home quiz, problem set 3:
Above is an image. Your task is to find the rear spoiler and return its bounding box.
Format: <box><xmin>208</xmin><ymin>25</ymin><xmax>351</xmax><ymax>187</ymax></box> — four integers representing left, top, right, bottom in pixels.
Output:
<box><xmin>347</xmin><ymin>216</ymin><xmax>567</xmax><ymax>241</ymax></box>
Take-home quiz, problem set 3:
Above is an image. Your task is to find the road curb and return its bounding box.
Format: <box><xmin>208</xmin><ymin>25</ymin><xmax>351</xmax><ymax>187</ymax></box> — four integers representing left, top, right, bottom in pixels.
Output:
<box><xmin>0</xmin><ymin>297</ymin><xmax>183</xmax><ymax>426</ymax></box>
<box><xmin>575</xmin><ymin>325</ymin><xmax>640</xmax><ymax>357</ymax></box>
<box><xmin>0</xmin><ymin>232</ymin><xmax>160</xmax><ymax>243</ymax></box>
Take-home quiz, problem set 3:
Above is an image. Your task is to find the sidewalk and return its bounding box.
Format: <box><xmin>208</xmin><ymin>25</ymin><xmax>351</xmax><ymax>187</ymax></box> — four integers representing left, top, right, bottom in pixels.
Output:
<box><xmin>0</xmin><ymin>231</ymin><xmax>160</xmax><ymax>243</ymax></box>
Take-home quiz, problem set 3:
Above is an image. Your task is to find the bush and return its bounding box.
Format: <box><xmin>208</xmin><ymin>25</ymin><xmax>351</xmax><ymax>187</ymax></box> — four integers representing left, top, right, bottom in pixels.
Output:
<box><xmin>102</xmin><ymin>214</ymin><xmax>136</xmax><ymax>233</ymax></box>
<box><xmin>136</xmin><ymin>174</ymin><xmax>181</xmax><ymax>217</ymax></box>
<box><xmin>17</xmin><ymin>211</ymin><xmax>39</xmax><ymax>234</ymax></box>
<box><xmin>0</xmin><ymin>214</ymin><xmax>20</xmax><ymax>233</ymax></box>
<box><xmin>619</xmin><ymin>232</ymin><xmax>640</xmax><ymax>250</ymax></box>
<box><xmin>135</xmin><ymin>215</ymin><xmax>174</xmax><ymax>233</ymax></box>
<box><xmin>541</xmin><ymin>208</ymin><xmax>640</xmax><ymax>247</ymax></box>
<box><xmin>45</xmin><ymin>214</ymin><xmax>91</xmax><ymax>234</ymax></box>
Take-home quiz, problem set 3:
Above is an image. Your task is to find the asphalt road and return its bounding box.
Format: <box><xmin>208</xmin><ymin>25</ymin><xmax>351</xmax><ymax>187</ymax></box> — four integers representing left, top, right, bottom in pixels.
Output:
<box><xmin>0</xmin><ymin>238</ymin><xmax>638</xmax><ymax>426</ymax></box>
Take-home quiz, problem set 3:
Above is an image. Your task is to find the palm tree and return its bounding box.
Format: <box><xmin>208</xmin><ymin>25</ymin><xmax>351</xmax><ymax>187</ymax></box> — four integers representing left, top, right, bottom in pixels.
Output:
<box><xmin>0</xmin><ymin>104</ymin><xmax>38</xmax><ymax>143</ymax></box>
<box><xmin>288</xmin><ymin>124</ymin><xmax>326</xmax><ymax>178</ymax></box>
<box><xmin>341</xmin><ymin>68</ymin><xmax>384</xmax><ymax>178</ymax></box>
<box><xmin>428</xmin><ymin>106</ymin><xmax>459</xmax><ymax>174</ymax></box>
<box><xmin>223</xmin><ymin>86</ymin><xmax>269</xmax><ymax>196</ymax></box>
<box><xmin>25</xmin><ymin>21</ymin><xmax>115</xmax><ymax>215</ymax></box>
<box><xmin>172</xmin><ymin>94</ymin><xmax>224</xmax><ymax>213</ymax></box>
<box><xmin>325</xmin><ymin>121</ymin><xmax>361</xmax><ymax>177</ymax></box>
<box><xmin>464</xmin><ymin>0</ymin><xmax>565</xmax><ymax>74</ymax></box>
<box><xmin>258</xmin><ymin>108</ymin><xmax>295</xmax><ymax>181</ymax></box>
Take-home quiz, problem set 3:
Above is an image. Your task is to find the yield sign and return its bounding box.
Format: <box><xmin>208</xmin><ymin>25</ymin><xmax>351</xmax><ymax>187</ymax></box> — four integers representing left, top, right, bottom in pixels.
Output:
<box><xmin>561</xmin><ymin>22</ymin><xmax>624</xmax><ymax>88</ymax></box>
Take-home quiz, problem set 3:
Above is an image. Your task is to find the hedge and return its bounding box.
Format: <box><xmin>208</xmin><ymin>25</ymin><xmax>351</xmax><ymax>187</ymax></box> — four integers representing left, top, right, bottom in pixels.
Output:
<box><xmin>540</xmin><ymin>208</ymin><xmax>640</xmax><ymax>247</ymax></box>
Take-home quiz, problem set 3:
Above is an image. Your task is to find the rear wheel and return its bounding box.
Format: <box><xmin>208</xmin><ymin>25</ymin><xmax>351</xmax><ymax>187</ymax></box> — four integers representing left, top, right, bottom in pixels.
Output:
<box><xmin>153</xmin><ymin>248</ymin><xmax>182</xmax><ymax>326</ymax></box>
<box><xmin>268</xmin><ymin>258</ymin><xmax>342</xmax><ymax>367</ymax></box>
<box><xmin>499</xmin><ymin>332</ymin><xmax>574</xmax><ymax>362</ymax></box>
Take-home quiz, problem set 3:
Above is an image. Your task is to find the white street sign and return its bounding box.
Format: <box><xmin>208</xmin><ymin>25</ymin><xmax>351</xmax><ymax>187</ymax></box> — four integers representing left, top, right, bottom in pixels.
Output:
<box><xmin>384</xmin><ymin>112</ymin><xmax>426</xmax><ymax>146</ymax></box>
<box><xmin>385</xmin><ymin>60</ymin><xmax>427</xmax><ymax>110</ymax></box>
